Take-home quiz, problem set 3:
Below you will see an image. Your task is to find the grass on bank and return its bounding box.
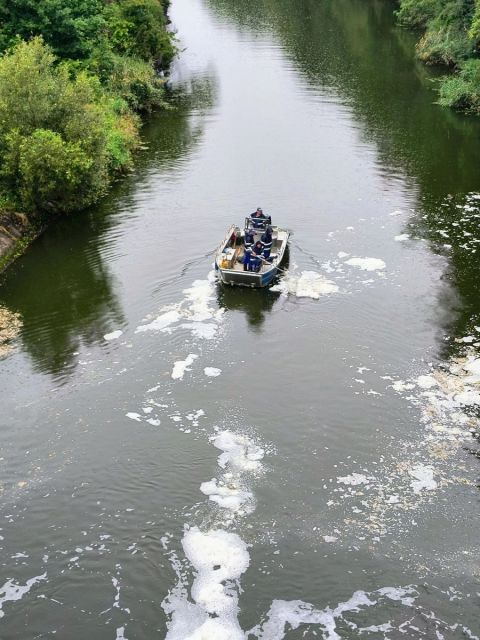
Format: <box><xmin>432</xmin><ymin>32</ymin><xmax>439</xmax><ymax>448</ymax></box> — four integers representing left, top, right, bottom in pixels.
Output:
<box><xmin>396</xmin><ymin>0</ymin><xmax>480</xmax><ymax>114</ymax></box>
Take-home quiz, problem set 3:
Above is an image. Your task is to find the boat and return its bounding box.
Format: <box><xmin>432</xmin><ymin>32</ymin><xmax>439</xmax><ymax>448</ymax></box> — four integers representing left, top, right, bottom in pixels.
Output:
<box><xmin>215</xmin><ymin>218</ymin><xmax>290</xmax><ymax>287</ymax></box>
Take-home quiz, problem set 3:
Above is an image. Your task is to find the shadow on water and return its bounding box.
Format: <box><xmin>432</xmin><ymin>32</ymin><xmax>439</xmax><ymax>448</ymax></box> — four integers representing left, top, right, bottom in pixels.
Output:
<box><xmin>216</xmin><ymin>249</ymin><xmax>289</xmax><ymax>331</ymax></box>
<box><xmin>217</xmin><ymin>284</ymin><xmax>280</xmax><ymax>331</ymax></box>
<box><xmin>208</xmin><ymin>0</ymin><xmax>480</xmax><ymax>350</ymax></box>
<box><xmin>0</xmin><ymin>74</ymin><xmax>218</xmax><ymax>380</ymax></box>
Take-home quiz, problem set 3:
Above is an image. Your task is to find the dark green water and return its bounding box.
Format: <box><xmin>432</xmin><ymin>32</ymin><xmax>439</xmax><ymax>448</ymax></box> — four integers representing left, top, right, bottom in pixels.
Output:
<box><xmin>1</xmin><ymin>1</ymin><xmax>480</xmax><ymax>638</ymax></box>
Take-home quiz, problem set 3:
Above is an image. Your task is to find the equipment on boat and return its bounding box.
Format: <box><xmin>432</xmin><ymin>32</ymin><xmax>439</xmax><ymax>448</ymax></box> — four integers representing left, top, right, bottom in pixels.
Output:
<box><xmin>215</xmin><ymin>217</ymin><xmax>290</xmax><ymax>288</ymax></box>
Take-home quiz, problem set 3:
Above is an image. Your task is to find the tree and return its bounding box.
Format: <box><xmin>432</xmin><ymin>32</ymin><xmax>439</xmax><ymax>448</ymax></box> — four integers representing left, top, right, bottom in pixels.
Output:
<box><xmin>0</xmin><ymin>38</ymin><xmax>138</xmax><ymax>213</ymax></box>
<box><xmin>0</xmin><ymin>0</ymin><xmax>105</xmax><ymax>59</ymax></box>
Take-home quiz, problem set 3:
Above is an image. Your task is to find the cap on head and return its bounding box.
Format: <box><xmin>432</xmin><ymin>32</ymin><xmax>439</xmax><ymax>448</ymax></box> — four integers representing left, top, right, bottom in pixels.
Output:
<box><xmin>257</xmin><ymin>207</ymin><xmax>262</xmax><ymax>212</ymax></box>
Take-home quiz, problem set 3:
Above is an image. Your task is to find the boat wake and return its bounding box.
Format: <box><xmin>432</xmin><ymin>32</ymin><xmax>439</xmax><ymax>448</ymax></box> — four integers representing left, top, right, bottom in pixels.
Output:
<box><xmin>271</xmin><ymin>270</ymin><xmax>339</xmax><ymax>299</ymax></box>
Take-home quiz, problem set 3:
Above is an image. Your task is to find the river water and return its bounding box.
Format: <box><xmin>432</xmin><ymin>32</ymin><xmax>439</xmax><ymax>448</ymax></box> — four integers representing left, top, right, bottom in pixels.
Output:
<box><xmin>1</xmin><ymin>0</ymin><xmax>480</xmax><ymax>637</ymax></box>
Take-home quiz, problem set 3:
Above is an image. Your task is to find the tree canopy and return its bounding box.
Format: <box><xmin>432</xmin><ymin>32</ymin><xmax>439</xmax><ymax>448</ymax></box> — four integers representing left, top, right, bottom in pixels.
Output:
<box><xmin>0</xmin><ymin>1</ymin><xmax>175</xmax><ymax>217</ymax></box>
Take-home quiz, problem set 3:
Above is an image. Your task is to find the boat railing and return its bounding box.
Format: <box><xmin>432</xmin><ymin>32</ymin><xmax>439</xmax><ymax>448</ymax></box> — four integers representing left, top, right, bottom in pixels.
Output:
<box><xmin>244</xmin><ymin>216</ymin><xmax>272</xmax><ymax>231</ymax></box>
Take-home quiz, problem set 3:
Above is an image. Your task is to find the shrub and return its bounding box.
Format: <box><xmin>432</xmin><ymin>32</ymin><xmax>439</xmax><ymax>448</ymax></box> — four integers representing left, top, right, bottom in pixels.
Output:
<box><xmin>416</xmin><ymin>24</ymin><xmax>475</xmax><ymax>64</ymax></box>
<box><xmin>0</xmin><ymin>38</ymin><xmax>139</xmax><ymax>213</ymax></box>
<box><xmin>2</xmin><ymin>129</ymin><xmax>99</xmax><ymax>212</ymax></box>
<box><xmin>396</xmin><ymin>0</ymin><xmax>439</xmax><ymax>28</ymax></box>
<box><xmin>398</xmin><ymin>0</ymin><xmax>476</xmax><ymax>65</ymax></box>
<box><xmin>438</xmin><ymin>58</ymin><xmax>480</xmax><ymax>111</ymax></box>
<box><xmin>0</xmin><ymin>0</ymin><xmax>105</xmax><ymax>59</ymax></box>
<box><xmin>104</xmin><ymin>0</ymin><xmax>176</xmax><ymax>66</ymax></box>
<box><xmin>90</xmin><ymin>49</ymin><xmax>168</xmax><ymax>111</ymax></box>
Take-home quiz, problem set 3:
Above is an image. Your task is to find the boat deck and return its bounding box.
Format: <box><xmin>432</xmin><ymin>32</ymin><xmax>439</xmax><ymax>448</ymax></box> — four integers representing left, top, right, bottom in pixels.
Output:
<box><xmin>216</xmin><ymin>226</ymin><xmax>290</xmax><ymax>287</ymax></box>
<box><xmin>222</xmin><ymin>242</ymin><xmax>281</xmax><ymax>273</ymax></box>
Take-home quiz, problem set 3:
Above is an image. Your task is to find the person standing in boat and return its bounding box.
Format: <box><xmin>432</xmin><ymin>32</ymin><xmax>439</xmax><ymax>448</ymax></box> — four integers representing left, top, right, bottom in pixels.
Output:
<box><xmin>243</xmin><ymin>227</ymin><xmax>255</xmax><ymax>271</ymax></box>
<box><xmin>250</xmin><ymin>207</ymin><xmax>268</xmax><ymax>229</ymax></box>
<box><xmin>251</xmin><ymin>240</ymin><xmax>264</xmax><ymax>272</ymax></box>
<box><xmin>260</xmin><ymin>225</ymin><xmax>273</xmax><ymax>260</ymax></box>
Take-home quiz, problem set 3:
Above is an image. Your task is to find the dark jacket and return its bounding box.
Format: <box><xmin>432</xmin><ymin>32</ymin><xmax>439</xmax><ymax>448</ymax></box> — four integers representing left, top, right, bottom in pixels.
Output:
<box><xmin>260</xmin><ymin>230</ymin><xmax>273</xmax><ymax>254</ymax></box>
<box><xmin>244</xmin><ymin>230</ymin><xmax>255</xmax><ymax>253</ymax></box>
<box><xmin>250</xmin><ymin>211</ymin><xmax>267</xmax><ymax>228</ymax></box>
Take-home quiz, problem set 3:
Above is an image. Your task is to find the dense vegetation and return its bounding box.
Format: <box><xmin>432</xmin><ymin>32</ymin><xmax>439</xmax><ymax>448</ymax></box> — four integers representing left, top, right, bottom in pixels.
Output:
<box><xmin>0</xmin><ymin>0</ymin><xmax>175</xmax><ymax>217</ymax></box>
<box><xmin>396</xmin><ymin>0</ymin><xmax>480</xmax><ymax>113</ymax></box>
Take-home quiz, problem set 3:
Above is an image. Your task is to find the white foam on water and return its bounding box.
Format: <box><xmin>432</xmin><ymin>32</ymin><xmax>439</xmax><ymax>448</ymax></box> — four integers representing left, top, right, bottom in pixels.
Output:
<box><xmin>135</xmin><ymin>271</ymin><xmax>224</xmax><ymax>340</ymax></box>
<box><xmin>163</xmin><ymin>527</ymin><xmax>249</xmax><ymax>640</ymax></box>
<box><xmin>104</xmin><ymin>330</ymin><xmax>123</xmax><ymax>341</ymax></box>
<box><xmin>136</xmin><ymin>309</ymin><xmax>181</xmax><ymax>333</ymax></box>
<box><xmin>196</xmin><ymin>430</ymin><xmax>265</xmax><ymax>517</ymax></box>
<box><xmin>416</xmin><ymin>375</ymin><xmax>439</xmax><ymax>389</ymax></box>
<box><xmin>454</xmin><ymin>390</ymin><xmax>480</xmax><ymax>405</ymax></box>
<box><xmin>183</xmin><ymin>527</ymin><xmax>249</xmax><ymax>614</ymax></box>
<box><xmin>345</xmin><ymin>257</ymin><xmax>386</xmax><ymax>271</ymax></box>
<box><xmin>249</xmin><ymin>587</ymin><xmax>417</xmax><ymax>640</ymax></box>
<box><xmin>180</xmin><ymin>322</ymin><xmax>218</xmax><ymax>340</ymax></box>
<box><xmin>463</xmin><ymin>357</ymin><xmax>480</xmax><ymax>377</ymax></box>
<box><xmin>200</xmin><ymin>478</ymin><xmax>253</xmax><ymax>513</ymax></box>
<box><xmin>391</xmin><ymin>380</ymin><xmax>416</xmax><ymax>392</ymax></box>
<box><xmin>337</xmin><ymin>473</ymin><xmax>371</xmax><ymax>486</ymax></box>
<box><xmin>125</xmin><ymin>412</ymin><xmax>142</xmax><ymax>422</ymax></box>
<box><xmin>172</xmin><ymin>354</ymin><xmax>199</xmax><ymax>380</ymax></box>
<box><xmin>0</xmin><ymin>573</ymin><xmax>47</xmax><ymax>619</ymax></box>
<box><xmin>394</xmin><ymin>234</ymin><xmax>410</xmax><ymax>242</ymax></box>
<box><xmin>163</xmin><ymin>428</ymin><xmax>269</xmax><ymax>637</ymax></box>
<box><xmin>211</xmin><ymin>431</ymin><xmax>264</xmax><ymax>473</ymax></box>
<box><xmin>377</xmin><ymin>587</ymin><xmax>417</xmax><ymax>606</ymax></box>
<box><xmin>271</xmin><ymin>271</ymin><xmax>339</xmax><ymax>299</ymax></box>
<box><xmin>204</xmin><ymin>367</ymin><xmax>222</xmax><ymax>377</ymax></box>
<box><xmin>409</xmin><ymin>464</ymin><xmax>437</xmax><ymax>494</ymax></box>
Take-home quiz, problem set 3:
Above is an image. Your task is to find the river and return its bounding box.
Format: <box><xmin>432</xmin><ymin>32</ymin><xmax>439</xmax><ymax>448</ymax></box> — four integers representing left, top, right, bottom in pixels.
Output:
<box><xmin>1</xmin><ymin>0</ymin><xmax>479</xmax><ymax>637</ymax></box>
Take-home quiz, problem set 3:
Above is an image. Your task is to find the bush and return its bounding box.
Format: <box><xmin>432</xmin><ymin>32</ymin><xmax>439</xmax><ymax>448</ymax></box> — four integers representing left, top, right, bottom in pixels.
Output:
<box><xmin>2</xmin><ymin>129</ymin><xmax>99</xmax><ymax>212</ymax></box>
<box><xmin>396</xmin><ymin>0</ymin><xmax>439</xmax><ymax>28</ymax></box>
<box><xmin>104</xmin><ymin>0</ymin><xmax>176</xmax><ymax>66</ymax></box>
<box><xmin>397</xmin><ymin>0</ymin><xmax>476</xmax><ymax>65</ymax></box>
<box><xmin>0</xmin><ymin>0</ymin><xmax>176</xmax><ymax>218</ymax></box>
<box><xmin>0</xmin><ymin>38</ymin><xmax>139</xmax><ymax>213</ymax></box>
<box><xmin>438</xmin><ymin>58</ymin><xmax>480</xmax><ymax>111</ymax></box>
<box><xmin>0</xmin><ymin>0</ymin><xmax>105</xmax><ymax>59</ymax></box>
<box><xmin>416</xmin><ymin>23</ymin><xmax>474</xmax><ymax>64</ymax></box>
<box><xmin>396</xmin><ymin>0</ymin><xmax>480</xmax><ymax>115</ymax></box>
<box><xmin>90</xmin><ymin>49</ymin><xmax>168</xmax><ymax>111</ymax></box>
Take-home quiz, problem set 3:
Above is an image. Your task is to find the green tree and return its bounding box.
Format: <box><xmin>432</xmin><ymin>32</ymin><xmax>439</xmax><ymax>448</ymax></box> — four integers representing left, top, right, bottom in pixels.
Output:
<box><xmin>0</xmin><ymin>38</ymin><xmax>138</xmax><ymax>213</ymax></box>
<box><xmin>0</xmin><ymin>0</ymin><xmax>105</xmax><ymax>59</ymax></box>
<box><xmin>104</xmin><ymin>0</ymin><xmax>175</xmax><ymax>65</ymax></box>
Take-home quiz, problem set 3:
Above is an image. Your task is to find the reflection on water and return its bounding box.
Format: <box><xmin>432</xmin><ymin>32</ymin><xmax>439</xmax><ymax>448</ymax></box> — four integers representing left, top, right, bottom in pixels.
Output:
<box><xmin>218</xmin><ymin>284</ymin><xmax>279</xmax><ymax>330</ymax></box>
<box><xmin>0</xmin><ymin>74</ymin><xmax>217</xmax><ymax>378</ymax></box>
<box><xmin>216</xmin><ymin>248</ymin><xmax>289</xmax><ymax>330</ymax></box>
<box><xmin>208</xmin><ymin>0</ymin><xmax>480</xmax><ymax>345</ymax></box>
<box><xmin>0</xmin><ymin>210</ymin><xmax>124</xmax><ymax>380</ymax></box>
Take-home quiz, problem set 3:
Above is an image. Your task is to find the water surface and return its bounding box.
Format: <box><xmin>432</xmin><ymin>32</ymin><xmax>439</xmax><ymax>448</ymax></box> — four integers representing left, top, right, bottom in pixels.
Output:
<box><xmin>1</xmin><ymin>0</ymin><xmax>479</xmax><ymax>637</ymax></box>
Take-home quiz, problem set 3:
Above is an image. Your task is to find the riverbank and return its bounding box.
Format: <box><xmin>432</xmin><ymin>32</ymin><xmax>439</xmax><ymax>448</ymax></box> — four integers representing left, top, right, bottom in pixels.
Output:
<box><xmin>396</xmin><ymin>0</ymin><xmax>480</xmax><ymax>114</ymax></box>
<box><xmin>0</xmin><ymin>0</ymin><xmax>175</xmax><ymax>274</ymax></box>
<box><xmin>0</xmin><ymin>212</ymin><xmax>41</xmax><ymax>273</ymax></box>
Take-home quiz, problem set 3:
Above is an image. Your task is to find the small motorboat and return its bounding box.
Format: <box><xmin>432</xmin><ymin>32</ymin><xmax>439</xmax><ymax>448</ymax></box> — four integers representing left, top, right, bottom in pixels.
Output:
<box><xmin>215</xmin><ymin>218</ymin><xmax>290</xmax><ymax>287</ymax></box>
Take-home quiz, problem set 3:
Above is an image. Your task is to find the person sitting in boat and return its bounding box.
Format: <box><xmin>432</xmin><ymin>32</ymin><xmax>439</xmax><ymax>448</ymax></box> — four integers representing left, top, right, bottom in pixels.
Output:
<box><xmin>260</xmin><ymin>225</ymin><xmax>273</xmax><ymax>260</ymax></box>
<box><xmin>243</xmin><ymin>227</ymin><xmax>255</xmax><ymax>271</ymax></box>
<box><xmin>251</xmin><ymin>241</ymin><xmax>264</xmax><ymax>272</ymax></box>
<box><xmin>250</xmin><ymin>207</ymin><xmax>268</xmax><ymax>229</ymax></box>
